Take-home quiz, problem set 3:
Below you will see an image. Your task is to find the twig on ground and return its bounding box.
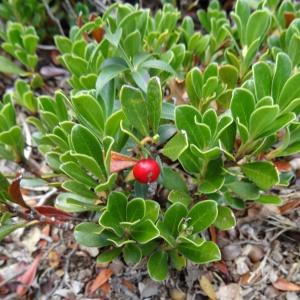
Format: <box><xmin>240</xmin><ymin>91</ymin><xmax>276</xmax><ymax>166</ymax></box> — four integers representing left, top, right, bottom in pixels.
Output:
<box><xmin>41</xmin><ymin>0</ymin><xmax>65</xmax><ymax>36</ymax></box>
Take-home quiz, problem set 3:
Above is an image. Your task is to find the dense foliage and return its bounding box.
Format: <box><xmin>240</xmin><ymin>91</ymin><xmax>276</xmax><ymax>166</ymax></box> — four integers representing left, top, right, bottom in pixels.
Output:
<box><xmin>1</xmin><ymin>0</ymin><xmax>300</xmax><ymax>281</ymax></box>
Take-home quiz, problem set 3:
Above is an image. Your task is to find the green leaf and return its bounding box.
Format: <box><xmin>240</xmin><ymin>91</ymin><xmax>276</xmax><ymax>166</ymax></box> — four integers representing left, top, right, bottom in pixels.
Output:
<box><xmin>168</xmin><ymin>190</ymin><xmax>192</xmax><ymax>207</ymax></box>
<box><xmin>219</xmin><ymin>65</ymin><xmax>238</xmax><ymax>89</ymax></box>
<box><xmin>245</xmin><ymin>10</ymin><xmax>271</xmax><ymax>46</ymax></box>
<box><xmin>0</xmin><ymin>222</ymin><xmax>26</xmax><ymax>242</ymax></box>
<box><xmin>157</xmin><ymin>221</ymin><xmax>177</xmax><ymax>247</ymax></box>
<box><xmin>141</xmin><ymin>59</ymin><xmax>175</xmax><ymax>74</ymax></box>
<box><xmin>60</xmin><ymin>162</ymin><xmax>97</xmax><ymax>187</ymax></box>
<box><xmin>144</xmin><ymin>200</ymin><xmax>160</xmax><ymax>222</ymax></box>
<box><xmin>224</xmin><ymin>192</ymin><xmax>246</xmax><ymax>210</ymax></box>
<box><xmin>147</xmin><ymin>251</ymin><xmax>169</xmax><ymax>281</ymax></box>
<box><xmin>169</xmin><ymin>249</ymin><xmax>186</xmax><ymax>271</ymax></box>
<box><xmin>230</xmin><ymin>88</ymin><xmax>255</xmax><ymax>127</ymax></box>
<box><xmin>72</xmin><ymin>94</ymin><xmax>105</xmax><ymax>134</ymax></box>
<box><xmin>95</xmin><ymin>174</ymin><xmax>117</xmax><ymax>193</ymax></box>
<box><xmin>162</xmin><ymin>102</ymin><xmax>175</xmax><ymax>120</ymax></box>
<box><xmin>178</xmin><ymin>241</ymin><xmax>221</xmax><ymax>264</ymax></box>
<box><xmin>123</xmin><ymin>243</ymin><xmax>142</xmax><ymax>264</ymax></box>
<box><xmin>97</xmin><ymin>247</ymin><xmax>122</xmax><ymax>263</ymax></box>
<box><xmin>253</xmin><ymin>61</ymin><xmax>272</xmax><ymax>100</ymax></box>
<box><xmin>105</xmin><ymin>27</ymin><xmax>122</xmax><ymax>47</ymax></box>
<box><xmin>96</xmin><ymin>57</ymin><xmax>128</xmax><ymax>91</ymax></box>
<box><xmin>175</xmin><ymin>105</ymin><xmax>203</xmax><ymax>148</ymax></box>
<box><xmin>279</xmin><ymin>73</ymin><xmax>300</xmax><ymax>109</ymax></box>
<box><xmin>126</xmin><ymin>198</ymin><xmax>145</xmax><ymax>223</ymax></box>
<box><xmin>54</xmin><ymin>35</ymin><xmax>72</xmax><ymax>53</ymax></box>
<box><xmin>62</xmin><ymin>180</ymin><xmax>96</xmax><ymax>199</ymax></box>
<box><xmin>124</xmin><ymin>30</ymin><xmax>141</xmax><ymax>58</ymax></box>
<box><xmin>0</xmin><ymin>125</ymin><xmax>24</xmax><ymax>154</ymax></box>
<box><xmin>55</xmin><ymin>193</ymin><xmax>99</xmax><ymax>213</ymax></box>
<box><xmin>249</xmin><ymin>105</ymin><xmax>279</xmax><ymax>139</ymax></box>
<box><xmin>203</xmin><ymin>77</ymin><xmax>218</xmax><ymax>98</ymax></box>
<box><xmin>147</xmin><ymin>77</ymin><xmax>162</xmax><ymax>134</ymax></box>
<box><xmin>198</xmin><ymin>158</ymin><xmax>225</xmax><ymax>193</ymax></box>
<box><xmin>120</xmin><ymin>85</ymin><xmax>149</xmax><ymax>136</ymax></box>
<box><xmin>241</xmin><ymin>161</ymin><xmax>279</xmax><ymax>190</ymax></box>
<box><xmin>0</xmin><ymin>55</ymin><xmax>24</xmax><ymax>75</ymax></box>
<box><xmin>74</xmin><ymin>222</ymin><xmax>112</xmax><ymax>247</ymax></box>
<box><xmin>272</xmin><ymin>52</ymin><xmax>292</xmax><ymax>102</ymax></box>
<box><xmin>187</xmin><ymin>200</ymin><xmax>218</xmax><ymax>232</ymax></box>
<box><xmin>62</xmin><ymin>54</ymin><xmax>88</xmax><ymax>76</ymax></box>
<box><xmin>71</xmin><ymin>124</ymin><xmax>105</xmax><ymax>175</ymax></box>
<box><xmin>256</xmin><ymin>113</ymin><xmax>295</xmax><ymax>138</ymax></box>
<box><xmin>214</xmin><ymin>206</ymin><xmax>236</xmax><ymax>230</ymax></box>
<box><xmin>131</xmin><ymin>219</ymin><xmax>160</xmax><ymax>244</ymax></box>
<box><xmin>162</xmin><ymin>131</ymin><xmax>188</xmax><ymax>161</ymax></box>
<box><xmin>256</xmin><ymin>194</ymin><xmax>282</xmax><ymax>205</ymax></box>
<box><xmin>107</xmin><ymin>192</ymin><xmax>127</xmax><ymax>221</ymax></box>
<box><xmin>160</xmin><ymin>167</ymin><xmax>188</xmax><ymax>193</ymax></box>
<box><xmin>163</xmin><ymin>203</ymin><xmax>188</xmax><ymax>237</ymax></box>
<box><xmin>288</xmin><ymin>34</ymin><xmax>300</xmax><ymax>67</ymax></box>
<box><xmin>186</xmin><ymin>67</ymin><xmax>202</xmax><ymax>107</ymax></box>
<box><xmin>226</xmin><ymin>181</ymin><xmax>260</xmax><ymax>200</ymax></box>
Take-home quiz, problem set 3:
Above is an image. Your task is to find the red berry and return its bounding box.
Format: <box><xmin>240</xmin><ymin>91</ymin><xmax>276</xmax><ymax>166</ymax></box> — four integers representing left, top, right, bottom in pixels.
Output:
<box><xmin>133</xmin><ymin>159</ymin><xmax>160</xmax><ymax>184</ymax></box>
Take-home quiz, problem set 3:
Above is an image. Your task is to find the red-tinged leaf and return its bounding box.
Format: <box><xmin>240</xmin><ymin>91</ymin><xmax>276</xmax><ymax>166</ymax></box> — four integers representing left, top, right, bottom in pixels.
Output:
<box><xmin>110</xmin><ymin>151</ymin><xmax>137</xmax><ymax>173</ymax></box>
<box><xmin>16</xmin><ymin>254</ymin><xmax>41</xmax><ymax>296</ymax></box>
<box><xmin>8</xmin><ymin>171</ymin><xmax>31</xmax><ymax>209</ymax></box>
<box><xmin>89</xmin><ymin>269</ymin><xmax>113</xmax><ymax>293</ymax></box>
<box><xmin>34</xmin><ymin>206</ymin><xmax>72</xmax><ymax>221</ymax></box>
<box><xmin>273</xmin><ymin>278</ymin><xmax>300</xmax><ymax>292</ymax></box>
<box><xmin>274</xmin><ymin>161</ymin><xmax>291</xmax><ymax>172</ymax></box>
<box><xmin>213</xmin><ymin>261</ymin><xmax>230</xmax><ymax>277</ymax></box>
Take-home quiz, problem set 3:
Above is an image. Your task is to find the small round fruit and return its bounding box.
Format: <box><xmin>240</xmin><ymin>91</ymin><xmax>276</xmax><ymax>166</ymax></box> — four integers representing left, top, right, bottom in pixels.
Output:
<box><xmin>133</xmin><ymin>159</ymin><xmax>160</xmax><ymax>184</ymax></box>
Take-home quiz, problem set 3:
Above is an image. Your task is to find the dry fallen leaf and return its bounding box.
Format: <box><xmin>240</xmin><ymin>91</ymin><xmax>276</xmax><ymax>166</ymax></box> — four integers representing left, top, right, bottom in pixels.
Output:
<box><xmin>100</xmin><ymin>282</ymin><xmax>111</xmax><ymax>294</ymax></box>
<box><xmin>170</xmin><ymin>288</ymin><xmax>186</xmax><ymax>300</ymax></box>
<box><xmin>199</xmin><ymin>275</ymin><xmax>217</xmax><ymax>300</ymax></box>
<box><xmin>89</xmin><ymin>269</ymin><xmax>113</xmax><ymax>293</ymax></box>
<box><xmin>16</xmin><ymin>254</ymin><xmax>41</xmax><ymax>297</ymax></box>
<box><xmin>122</xmin><ymin>279</ymin><xmax>137</xmax><ymax>293</ymax></box>
<box><xmin>110</xmin><ymin>151</ymin><xmax>137</xmax><ymax>173</ymax></box>
<box><xmin>280</xmin><ymin>199</ymin><xmax>300</xmax><ymax>214</ymax></box>
<box><xmin>48</xmin><ymin>250</ymin><xmax>60</xmax><ymax>268</ymax></box>
<box><xmin>273</xmin><ymin>278</ymin><xmax>300</xmax><ymax>292</ymax></box>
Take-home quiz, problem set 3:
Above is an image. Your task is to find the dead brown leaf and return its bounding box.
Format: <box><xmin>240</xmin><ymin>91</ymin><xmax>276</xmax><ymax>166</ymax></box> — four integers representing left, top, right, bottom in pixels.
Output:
<box><xmin>89</xmin><ymin>269</ymin><xmax>113</xmax><ymax>294</ymax></box>
<box><xmin>199</xmin><ymin>275</ymin><xmax>217</xmax><ymax>300</ymax></box>
<box><xmin>110</xmin><ymin>151</ymin><xmax>137</xmax><ymax>173</ymax></box>
<box><xmin>274</xmin><ymin>160</ymin><xmax>292</xmax><ymax>172</ymax></box>
<box><xmin>48</xmin><ymin>251</ymin><xmax>60</xmax><ymax>268</ymax></box>
<box><xmin>273</xmin><ymin>278</ymin><xmax>300</xmax><ymax>292</ymax></box>
<box><xmin>284</xmin><ymin>12</ymin><xmax>296</xmax><ymax>27</ymax></box>
<box><xmin>280</xmin><ymin>199</ymin><xmax>300</xmax><ymax>214</ymax></box>
<box><xmin>167</xmin><ymin>78</ymin><xmax>187</xmax><ymax>105</ymax></box>
<box><xmin>16</xmin><ymin>254</ymin><xmax>41</xmax><ymax>297</ymax></box>
<box><xmin>121</xmin><ymin>279</ymin><xmax>137</xmax><ymax>293</ymax></box>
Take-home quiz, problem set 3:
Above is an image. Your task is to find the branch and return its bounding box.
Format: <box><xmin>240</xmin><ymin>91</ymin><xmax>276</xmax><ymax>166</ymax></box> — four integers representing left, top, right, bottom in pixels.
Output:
<box><xmin>41</xmin><ymin>0</ymin><xmax>65</xmax><ymax>36</ymax></box>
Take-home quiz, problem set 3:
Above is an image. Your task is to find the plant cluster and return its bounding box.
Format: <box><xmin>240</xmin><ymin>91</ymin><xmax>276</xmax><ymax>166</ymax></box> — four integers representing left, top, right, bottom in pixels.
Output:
<box><xmin>1</xmin><ymin>0</ymin><xmax>300</xmax><ymax>281</ymax></box>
